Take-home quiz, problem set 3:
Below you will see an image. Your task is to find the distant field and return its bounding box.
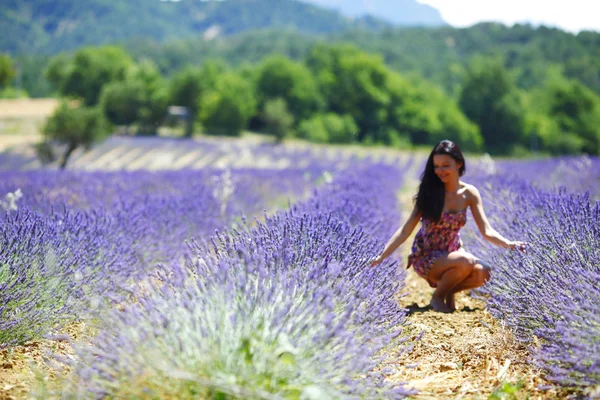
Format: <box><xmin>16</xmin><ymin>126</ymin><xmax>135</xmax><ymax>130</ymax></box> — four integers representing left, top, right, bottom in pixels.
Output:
<box><xmin>0</xmin><ymin>98</ymin><xmax>60</xmax><ymax>118</ymax></box>
<box><xmin>0</xmin><ymin>98</ymin><xmax>60</xmax><ymax>151</ymax></box>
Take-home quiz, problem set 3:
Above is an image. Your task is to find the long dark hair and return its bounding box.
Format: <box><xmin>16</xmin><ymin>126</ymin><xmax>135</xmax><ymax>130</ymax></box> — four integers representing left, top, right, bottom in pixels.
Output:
<box><xmin>415</xmin><ymin>140</ymin><xmax>466</xmax><ymax>222</ymax></box>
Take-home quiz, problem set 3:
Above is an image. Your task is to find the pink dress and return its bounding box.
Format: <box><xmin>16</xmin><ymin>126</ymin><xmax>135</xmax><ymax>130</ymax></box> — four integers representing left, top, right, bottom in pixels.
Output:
<box><xmin>407</xmin><ymin>209</ymin><xmax>467</xmax><ymax>287</ymax></box>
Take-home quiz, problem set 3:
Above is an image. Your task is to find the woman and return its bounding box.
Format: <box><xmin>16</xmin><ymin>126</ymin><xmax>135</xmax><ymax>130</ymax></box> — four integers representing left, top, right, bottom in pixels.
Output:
<box><xmin>371</xmin><ymin>140</ymin><xmax>526</xmax><ymax>313</ymax></box>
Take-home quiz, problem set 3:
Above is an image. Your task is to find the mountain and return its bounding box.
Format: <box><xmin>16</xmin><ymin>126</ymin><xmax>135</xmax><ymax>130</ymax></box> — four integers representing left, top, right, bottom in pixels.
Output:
<box><xmin>1</xmin><ymin>0</ymin><xmax>394</xmax><ymax>55</ymax></box>
<box><xmin>301</xmin><ymin>0</ymin><xmax>446</xmax><ymax>26</ymax></box>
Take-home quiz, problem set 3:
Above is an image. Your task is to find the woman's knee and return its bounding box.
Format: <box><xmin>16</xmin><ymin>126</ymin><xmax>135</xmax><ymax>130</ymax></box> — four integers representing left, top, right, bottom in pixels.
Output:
<box><xmin>449</xmin><ymin>251</ymin><xmax>477</xmax><ymax>268</ymax></box>
<box><xmin>479</xmin><ymin>265</ymin><xmax>491</xmax><ymax>282</ymax></box>
<box><xmin>473</xmin><ymin>264</ymin><xmax>491</xmax><ymax>284</ymax></box>
<box><xmin>430</xmin><ymin>252</ymin><xmax>476</xmax><ymax>280</ymax></box>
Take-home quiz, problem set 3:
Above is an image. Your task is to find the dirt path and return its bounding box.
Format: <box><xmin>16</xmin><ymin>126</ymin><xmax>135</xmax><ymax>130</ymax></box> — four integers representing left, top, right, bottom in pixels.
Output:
<box><xmin>388</xmin><ymin>174</ymin><xmax>560</xmax><ymax>399</ymax></box>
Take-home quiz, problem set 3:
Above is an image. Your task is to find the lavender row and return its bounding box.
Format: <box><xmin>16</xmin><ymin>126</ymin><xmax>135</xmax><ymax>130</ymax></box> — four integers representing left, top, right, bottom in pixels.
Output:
<box><xmin>53</xmin><ymin>162</ymin><xmax>415</xmax><ymax>399</ymax></box>
<box><xmin>0</xmin><ymin>167</ymin><xmax>320</xmax><ymax>216</ymax></box>
<box><xmin>0</xmin><ymin>167</ymin><xmax>323</xmax><ymax>348</ymax></box>
<box><xmin>474</xmin><ymin>154</ymin><xmax>600</xmax><ymax>198</ymax></box>
<box><xmin>0</xmin><ymin>136</ymin><xmax>363</xmax><ymax>171</ymax></box>
<box><xmin>0</xmin><ymin>208</ymin><xmax>142</xmax><ymax>348</ymax></box>
<box><xmin>461</xmin><ymin>173</ymin><xmax>599</xmax><ymax>395</ymax></box>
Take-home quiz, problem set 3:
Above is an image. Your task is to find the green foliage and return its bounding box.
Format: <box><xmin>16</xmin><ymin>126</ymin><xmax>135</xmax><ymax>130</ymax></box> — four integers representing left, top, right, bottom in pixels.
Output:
<box><xmin>547</xmin><ymin>79</ymin><xmax>600</xmax><ymax>154</ymax></box>
<box><xmin>459</xmin><ymin>58</ymin><xmax>526</xmax><ymax>153</ymax></box>
<box><xmin>26</xmin><ymin>23</ymin><xmax>600</xmax><ymax>155</ymax></box>
<box><xmin>0</xmin><ymin>87</ymin><xmax>27</xmax><ymax>99</ymax></box>
<box><xmin>521</xmin><ymin>74</ymin><xmax>600</xmax><ymax>155</ymax></box>
<box><xmin>306</xmin><ymin>44</ymin><xmax>390</xmax><ymax>140</ymax></box>
<box><xmin>489</xmin><ymin>380</ymin><xmax>524</xmax><ymax>400</ymax></box>
<box><xmin>125</xmin><ymin>24</ymin><xmax>600</xmax><ymax>96</ymax></box>
<box><xmin>386</xmin><ymin>72</ymin><xmax>482</xmax><ymax>151</ymax></box>
<box><xmin>127</xmin><ymin>60</ymin><xmax>169</xmax><ymax>134</ymax></box>
<box><xmin>1</xmin><ymin>0</ymin><xmax>380</xmax><ymax>55</ymax></box>
<box><xmin>304</xmin><ymin>44</ymin><xmax>480</xmax><ymax>148</ymax></box>
<box><xmin>262</xmin><ymin>98</ymin><xmax>295</xmax><ymax>142</ymax></box>
<box><xmin>199</xmin><ymin>73</ymin><xmax>257</xmax><ymax>136</ymax></box>
<box><xmin>44</xmin><ymin>53</ymin><xmax>71</xmax><ymax>94</ymax></box>
<box><xmin>47</xmin><ymin>46</ymin><xmax>133</xmax><ymax>106</ymax></box>
<box><xmin>100</xmin><ymin>81</ymin><xmax>145</xmax><ymax>128</ymax></box>
<box><xmin>11</xmin><ymin>54</ymin><xmax>53</xmax><ymax>97</ymax></box>
<box><xmin>169</xmin><ymin>60</ymin><xmax>227</xmax><ymax>137</ymax></box>
<box><xmin>43</xmin><ymin>102</ymin><xmax>111</xmax><ymax>168</ymax></box>
<box><xmin>337</xmin><ymin>23</ymin><xmax>600</xmax><ymax>95</ymax></box>
<box><xmin>100</xmin><ymin>60</ymin><xmax>168</xmax><ymax>135</ymax></box>
<box><xmin>0</xmin><ymin>52</ymin><xmax>15</xmax><ymax>87</ymax></box>
<box><xmin>297</xmin><ymin>113</ymin><xmax>358</xmax><ymax>144</ymax></box>
<box><xmin>256</xmin><ymin>55</ymin><xmax>324</xmax><ymax>122</ymax></box>
<box><xmin>5</xmin><ymin>1</ymin><xmax>598</xmax><ymax>99</ymax></box>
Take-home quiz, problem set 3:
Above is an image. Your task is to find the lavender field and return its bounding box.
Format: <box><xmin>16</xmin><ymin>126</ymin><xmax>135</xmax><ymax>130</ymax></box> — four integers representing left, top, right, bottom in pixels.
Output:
<box><xmin>464</xmin><ymin>155</ymin><xmax>600</xmax><ymax>398</ymax></box>
<box><xmin>0</xmin><ymin>138</ymin><xmax>599</xmax><ymax>399</ymax></box>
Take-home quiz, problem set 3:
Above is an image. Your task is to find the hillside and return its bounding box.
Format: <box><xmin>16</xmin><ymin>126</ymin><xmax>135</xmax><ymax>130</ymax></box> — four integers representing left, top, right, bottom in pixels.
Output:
<box><xmin>2</xmin><ymin>0</ymin><xmax>400</xmax><ymax>55</ymax></box>
<box><xmin>117</xmin><ymin>23</ymin><xmax>600</xmax><ymax>94</ymax></box>
<box><xmin>303</xmin><ymin>0</ymin><xmax>445</xmax><ymax>26</ymax></box>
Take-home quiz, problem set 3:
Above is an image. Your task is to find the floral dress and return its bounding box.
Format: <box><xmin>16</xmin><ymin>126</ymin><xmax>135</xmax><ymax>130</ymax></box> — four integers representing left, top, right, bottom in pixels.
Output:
<box><xmin>407</xmin><ymin>209</ymin><xmax>467</xmax><ymax>287</ymax></box>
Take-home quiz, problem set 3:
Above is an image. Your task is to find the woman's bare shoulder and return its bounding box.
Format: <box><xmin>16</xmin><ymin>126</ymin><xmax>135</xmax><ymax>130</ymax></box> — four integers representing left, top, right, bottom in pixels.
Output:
<box><xmin>459</xmin><ymin>181</ymin><xmax>482</xmax><ymax>200</ymax></box>
<box><xmin>459</xmin><ymin>180</ymin><xmax>476</xmax><ymax>191</ymax></box>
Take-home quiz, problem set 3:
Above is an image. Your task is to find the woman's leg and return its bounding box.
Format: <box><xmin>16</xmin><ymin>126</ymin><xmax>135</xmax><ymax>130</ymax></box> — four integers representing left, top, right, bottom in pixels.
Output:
<box><xmin>426</xmin><ymin>252</ymin><xmax>476</xmax><ymax>312</ymax></box>
<box><xmin>445</xmin><ymin>262</ymin><xmax>491</xmax><ymax>310</ymax></box>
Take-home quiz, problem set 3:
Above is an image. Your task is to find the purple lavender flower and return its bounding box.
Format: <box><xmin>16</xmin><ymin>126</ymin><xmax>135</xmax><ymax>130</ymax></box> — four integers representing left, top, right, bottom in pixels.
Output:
<box><xmin>462</xmin><ymin>166</ymin><xmax>600</xmax><ymax>394</ymax></box>
<box><xmin>52</xmin><ymin>162</ymin><xmax>416</xmax><ymax>398</ymax></box>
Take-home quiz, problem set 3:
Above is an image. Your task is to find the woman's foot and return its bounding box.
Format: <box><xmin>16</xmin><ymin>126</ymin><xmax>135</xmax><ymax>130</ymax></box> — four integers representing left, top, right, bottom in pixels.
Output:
<box><xmin>430</xmin><ymin>295</ymin><xmax>453</xmax><ymax>313</ymax></box>
<box><xmin>445</xmin><ymin>292</ymin><xmax>457</xmax><ymax>311</ymax></box>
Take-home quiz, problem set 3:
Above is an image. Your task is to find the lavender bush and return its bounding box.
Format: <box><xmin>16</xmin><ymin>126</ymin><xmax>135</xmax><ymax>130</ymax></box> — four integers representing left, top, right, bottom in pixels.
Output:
<box><xmin>0</xmin><ymin>168</ymin><xmax>321</xmax><ymax>265</ymax></box>
<box><xmin>0</xmin><ymin>168</ymin><xmax>319</xmax><ymax>218</ymax></box>
<box><xmin>51</xmin><ymin>162</ymin><xmax>415</xmax><ymax>399</ymax></box>
<box><xmin>0</xmin><ymin>167</ymin><xmax>322</xmax><ymax>348</ymax></box>
<box><xmin>0</xmin><ymin>208</ymin><xmax>140</xmax><ymax>348</ymax></box>
<box><xmin>483</xmin><ymin>154</ymin><xmax>600</xmax><ymax>198</ymax></box>
<box><xmin>461</xmin><ymin>171</ymin><xmax>600</xmax><ymax>394</ymax></box>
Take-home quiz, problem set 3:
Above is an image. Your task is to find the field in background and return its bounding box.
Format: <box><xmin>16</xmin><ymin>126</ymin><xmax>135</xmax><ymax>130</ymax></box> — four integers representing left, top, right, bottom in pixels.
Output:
<box><xmin>0</xmin><ymin>98</ymin><xmax>60</xmax><ymax>152</ymax></box>
<box><xmin>0</xmin><ymin>98</ymin><xmax>415</xmax><ymax>172</ymax></box>
<box><xmin>0</xmin><ymin>99</ymin><xmax>60</xmax><ymax>119</ymax></box>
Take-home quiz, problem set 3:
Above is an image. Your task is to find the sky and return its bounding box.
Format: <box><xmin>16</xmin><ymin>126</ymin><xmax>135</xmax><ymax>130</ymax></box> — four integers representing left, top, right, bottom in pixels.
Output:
<box><xmin>417</xmin><ymin>0</ymin><xmax>600</xmax><ymax>33</ymax></box>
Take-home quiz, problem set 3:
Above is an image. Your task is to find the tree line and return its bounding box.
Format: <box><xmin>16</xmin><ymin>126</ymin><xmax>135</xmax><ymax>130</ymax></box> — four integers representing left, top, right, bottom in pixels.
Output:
<box><xmin>1</xmin><ymin>42</ymin><xmax>599</xmax><ymax>167</ymax></box>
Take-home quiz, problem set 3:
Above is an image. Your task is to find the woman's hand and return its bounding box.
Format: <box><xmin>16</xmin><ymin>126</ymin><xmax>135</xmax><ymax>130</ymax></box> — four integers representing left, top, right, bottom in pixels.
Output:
<box><xmin>370</xmin><ymin>255</ymin><xmax>383</xmax><ymax>267</ymax></box>
<box><xmin>508</xmin><ymin>240</ymin><xmax>527</xmax><ymax>252</ymax></box>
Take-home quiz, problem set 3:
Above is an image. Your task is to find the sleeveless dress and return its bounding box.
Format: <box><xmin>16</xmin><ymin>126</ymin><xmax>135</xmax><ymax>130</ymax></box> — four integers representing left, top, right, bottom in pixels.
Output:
<box><xmin>407</xmin><ymin>209</ymin><xmax>467</xmax><ymax>287</ymax></box>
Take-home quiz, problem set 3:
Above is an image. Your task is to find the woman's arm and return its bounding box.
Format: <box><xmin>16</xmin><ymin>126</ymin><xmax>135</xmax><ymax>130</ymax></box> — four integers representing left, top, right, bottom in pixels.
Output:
<box><xmin>468</xmin><ymin>184</ymin><xmax>525</xmax><ymax>250</ymax></box>
<box><xmin>371</xmin><ymin>205</ymin><xmax>422</xmax><ymax>266</ymax></box>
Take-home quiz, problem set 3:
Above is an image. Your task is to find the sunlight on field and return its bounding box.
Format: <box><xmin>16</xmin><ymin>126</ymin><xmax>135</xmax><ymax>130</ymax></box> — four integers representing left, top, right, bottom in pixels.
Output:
<box><xmin>0</xmin><ymin>99</ymin><xmax>60</xmax><ymax>119</ymax></box>
<box><xmin>0</xmin><ymin>99</ymin><xmax>59</xmax><ymax>151</ymax></box>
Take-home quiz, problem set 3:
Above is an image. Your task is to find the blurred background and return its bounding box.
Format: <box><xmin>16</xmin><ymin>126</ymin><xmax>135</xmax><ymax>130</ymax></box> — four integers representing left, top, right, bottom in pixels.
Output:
<box><xmin>0</xmin><ymin>0</ymin><xmax>599</xmax><ymax>169</ymax></box>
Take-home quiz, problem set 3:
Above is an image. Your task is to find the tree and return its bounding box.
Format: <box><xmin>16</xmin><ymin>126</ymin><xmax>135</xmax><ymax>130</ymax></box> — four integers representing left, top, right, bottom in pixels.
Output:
<box><xmin>43</xmin><ymin>103</ymin><xmax>111</xmax><ymax>169</ymax></box>
<box><xmin>100</xmin><ymin>80</ymin><xmax>145</xmax><ymax>133</ymax></box>
<box><xmin>255</xmin><ymin>55</ymin><xmax>323</xmax><ymax>123</ymax></box>
<box><xmin>0</xmin><ymin>53</ymin><xmax>15</xmax><ymax>88</ymax></box>
<box><xmin>100</xmin><ymin>59</ymin><xmax>168</xmax><ymax>134</ymax></box>
<box><xmin>459</xmin><ymin>58</ymin><xmax>526</xmax><ymax>153</ymax></box>
<box><xmin>47</xmin><ymin>46</ymin><xmax>133</xmax><ymax>106</ymax></box>
<box><xmin>169</xmin><ymin>60</ymin><xmax>226</xmax><ymax>137</ymax></box>
<box><xmin>305</xmin><ymin>44</ymin><xmax>390</xmax><ymax>140</ymax></box>
<box><xmin>548</xmin><ymin>79</ymin><xmax>600</xmax><ymax>154</ymax></box>
<box><xmin>262</xmin><ymin>98</ymin><xmax>295</xmax><ymax>143</ymax></box>
<box><xmin>44</xmin><ymin>53</ymin><xmax>72</xmax><ymax>94</ymax></box>
<box><xmin>198</xmin><ymin>72</ymin><xmax>256</xmax><ymax>136</ymax></box>
<box><xmin>297</xmin><ymin>113</ymin><xmax>358</xmax><ymax>144</ymax></box>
